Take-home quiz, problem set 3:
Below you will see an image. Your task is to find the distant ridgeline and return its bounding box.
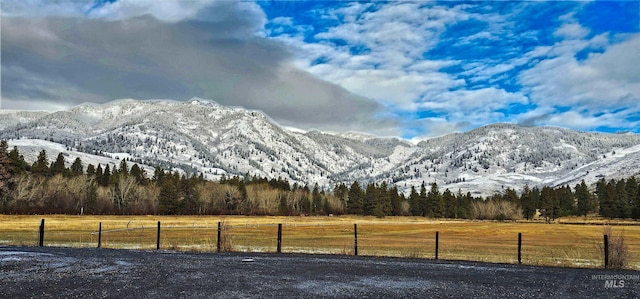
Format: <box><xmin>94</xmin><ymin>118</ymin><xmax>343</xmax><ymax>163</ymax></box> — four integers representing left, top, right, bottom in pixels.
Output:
<box><xmin>1</xmin><ymin>99</ymin><xmax>640</xmax><ymax>199</ymax></box>
<box><xmin>1</xmin><ymin>139</ymin><xmax>639</xmax><ymax>220</ymax></box>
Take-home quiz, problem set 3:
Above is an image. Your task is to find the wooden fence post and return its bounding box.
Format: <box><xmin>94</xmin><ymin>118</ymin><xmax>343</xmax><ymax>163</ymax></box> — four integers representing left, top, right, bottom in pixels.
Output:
<box><xmin>277</xmin><ymin>223</ymin><xmax>282</xmax><ymax>253</ymax></box>
<box><xmin>217</xmin><ymin>221</ymin><xmax>221</xmax><ymax>253</ymax></box>
<box><xmin>354</xmin><ymin>224</ymin><xmax>358</xmax><ymax>256</ymax></box>
<box><xmin>604</xmin><ymin>234</ymin><xmax>609</xmax><ymax>269</ymax></box>
<box><xmin>518</xmin><ymin>232</ymin><xmax>522</xmax><ymax>264</ymax></box>
<box><xmin>435</xmin><ymin>231</ymin><xmax>439</xmax><ymax>260</ymax></box>
<box><xmin>38</xmin><ymin>219</ymin><xmax>45</xmax><ymax>247</ymax></box>
<box><xmin>156</xmin><ymin>221</ymin><xmax>161</xmax><ymax>250</ymax></box>
<box><xmin>98</xmin><ymin>222</ymin><xmax>102</xmax><ymax>248</ymax></box>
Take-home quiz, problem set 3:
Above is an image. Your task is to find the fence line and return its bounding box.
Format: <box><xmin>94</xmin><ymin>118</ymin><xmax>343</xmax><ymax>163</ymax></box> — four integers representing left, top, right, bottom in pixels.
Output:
<box><xmin>91</xmin><ymin>222</ymin><xmax>369</xmax><ymax>235</ymax></box>
<box><xmin>23</xmin><ymin>218</ymin><xmax>632</xmax><ymax>269</ymax></box>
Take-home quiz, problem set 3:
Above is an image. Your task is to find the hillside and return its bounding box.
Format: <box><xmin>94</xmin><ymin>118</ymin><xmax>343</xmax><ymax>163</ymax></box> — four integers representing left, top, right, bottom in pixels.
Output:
<box><xmin>2</xmin><ymin>98</ymin><xmax>639</xmax><ymax>196</ymax></box>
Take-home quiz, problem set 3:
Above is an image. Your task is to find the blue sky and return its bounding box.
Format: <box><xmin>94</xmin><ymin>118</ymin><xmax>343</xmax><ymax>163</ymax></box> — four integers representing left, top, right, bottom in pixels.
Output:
<box><xmin>1</xmin><ymin>1</ymin><xmax>639</xmax><ymax>139</ymax></box>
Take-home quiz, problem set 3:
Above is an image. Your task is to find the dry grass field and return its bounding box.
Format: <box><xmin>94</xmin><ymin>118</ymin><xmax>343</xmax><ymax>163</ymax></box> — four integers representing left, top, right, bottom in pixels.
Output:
<box><xmin>1</xmin><ymin>215</ymin><xmax>639</xmax><ymax>269</ymax></box>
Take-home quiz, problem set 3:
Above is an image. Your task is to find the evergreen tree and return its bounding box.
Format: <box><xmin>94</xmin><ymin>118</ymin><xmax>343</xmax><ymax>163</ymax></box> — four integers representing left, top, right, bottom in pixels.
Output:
<box><xmin>540</xmin><ymin>186</ymin><xmax>559</xmax><ymax>222</ymax></box>
<box><xmin>181</xmin><ymin>174</ymin><xmax>199</xmax><ymax>214</ymax></box>
<box><xmin>99</xmin><ymin>164</ymin><xmax>111</xmax><ymax>186</ymax></box>
<box><xmin>597</xmin><ymin>179</ymin><xmax>616</xmax><ymax>218</ymax></box>
<box><xmin>389</xmin><ymin>186</ymin><xmax>403</xmax><ymax>216</ymax></box>
<box><xmin>347</xmin><ymin>181</ymin><xmax>364</xmax><ymax>215</ymax></box>
<box><xmin>615</xmin><ymin>179</ymin><xmax>631</xmax><ymax>218</ymax></box>
<box><xmin>312</xmin><ymin>183</ymin><xmax>323</xmax><ymax>214</ymax></box>
<box><xmin>278</xmin><ymin>193</ymin><xmax>289</xmax><ymax>215</ymax></box>
<box><xmin>558</xmin><ymin>185</ymin><xmax>575</xmax><ymax>216</ymax></box>
<box><xmin>503</xmin><ymin>188</ymin><xmax>518</xmax><ymax>207</ymax></box>
<box><xmin>8</xmin><ymin>146</ymin><xmax>26</xmax><ymax>174</ymax></box>
<box><xmin>86</xmin><ymin>164</ymin><xmax>96</xmax><ymax>176</ymax></box>
<box><xmin>442</xmin><ymin>189</ymin><xmax>456</xmax><ymax>218</ymax></box>
<box><xmin>119</xmin><ymin>159</ymin><xmax>129</xmax><ymax>176</ymax></box>
<box><xmin>363</xmin><ymin>183</ymin><xmax>377</xmax><ymax>216</ymax></box>
<box><xmin>333</xmin><ymin>183</ymin><xmax>349</xmax><ymax>209</ymax></box>
<box><xmin>627</xmin><ymin>177</ymin><xmax>640</xmax><ymax>219</ymax></box>
<box><xmin>130</xmin><ymin>164</ymin><xmax>146</xmax><ymax>184</ymax></box>
<box><xmin>85</xmin><ymin>181</ymin><xmax>98</xmax><ymax>214</ymax></box>
<box><xmin>70</xmin><ymin>157</ymin><xmax>83</xmax><ymax>176</ymax></box>
<box><xmin>95</xmin><ymin>164</ymin><xmax>104</xmax><ymax>181</ymax></box>
<box><xmin>520</xmin><ymin>185</ymin><xmax>535</xmax><ymax>220</ymax></box>
<box><xmin>575</xmin><ymin>180</ymin><xmax>592</xmax><ymax>216</ymax></box>
<box><xmin>0</xmin><ymin>141</ymin><xmax>12</xmax><ymax>209</ymax></box>
<box><xmin>374</xmin><ymin>181</ymin><xmax>392</xmax><ymax>217</ymax></box>
<box><xmin>531</xmin><ymin>186</ymin><xmax>541</xmax><ymax>217</ymax></box>
<box><xmin>427</xmin><ymin>183</ymin><xmax>443</xmax><ymax>218</ymax></box>
<box><xmin>456</xmin><ymin>191</ymin><xmax>472</xmax><ymax>219</ymax></box>
<box><xmin>158</xmin><ymin>176</ymin><xmax>180</xmax><ymax>215</ymax></box>
<box><xmin>237</xmin><ymin>180</ymin><xmax>248</xmax><ymax>212</ymax></box>
<box><xmin>300</xmin><ymin>194</ymin><xmax>311</xmax><ymax>214</ymax></box>
<box><xmin>31</xmin><ymin>150</ymin><xmax>50</xmax><ymax>175</ymax></box>
<box><xmin>419</xmin><ymin>182</ymin><xmax>428</xmax><ymax>217</ymax></box>
<box><xmin>408</xmin><ymin>186</ymin><xmax>421</xmax><ymax>216</ymax></box>
<box><xmin>153</xmin><ymin>166</ymin><xmax>165</xmax><ymax>182</ymax></box>
<box><xmin>50</xmin><ymin>153</ymin><xmax>68</xmax><ymax>176</ymax></box>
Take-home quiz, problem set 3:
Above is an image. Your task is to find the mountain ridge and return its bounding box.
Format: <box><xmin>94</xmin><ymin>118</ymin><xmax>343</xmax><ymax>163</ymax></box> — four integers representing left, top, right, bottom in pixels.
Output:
<box><xmin>1</xmin><ymin>99</ymin><xmax>639</xmax><ymax>196</ymax></box>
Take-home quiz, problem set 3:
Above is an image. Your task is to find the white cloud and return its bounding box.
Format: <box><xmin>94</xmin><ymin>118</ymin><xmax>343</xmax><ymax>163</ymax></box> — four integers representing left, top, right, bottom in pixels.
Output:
<box><xmin>87</xmin><ymin>0</ymin><xmax>215</xmax><ymax>22</ymax></box>
<box><xmin>0</xmin><ymin>0</ymin><xmax>93</xmax><ymax>17</ymax></box>
<box><xmin>268</xmin><ymin>2</ymin><xmax>538</xmax><ymax>137</ymax></box>
<box><xmin>273</xmin><ymin>3</ymin><xmax>458</xmax><ymax>95</ymax></box>
<box><xmin>554</xmin><ymin>23</ymin><xmax>589</xmax><ymax>40</ymax></box>
<box><xmin>520</xmin><ymin>34</ymin><xmax>640</xmax><ymax>108</ymax></box>
<box><xmin>545</xmin><ymin>108</ymin><xmax>639</xmax><ymax>132</ymax></box>
<box><xmin>519</xmin><ymin>33</ymin><xmax>640</xmax><ymax>131</ymax></box>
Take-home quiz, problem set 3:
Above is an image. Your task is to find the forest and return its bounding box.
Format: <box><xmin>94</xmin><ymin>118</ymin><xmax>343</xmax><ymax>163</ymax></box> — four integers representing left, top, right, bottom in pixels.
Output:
<box><xmin>1</xmin><ymin>140</ymin><xmax>639</xmax><ymax>220</ymax></box>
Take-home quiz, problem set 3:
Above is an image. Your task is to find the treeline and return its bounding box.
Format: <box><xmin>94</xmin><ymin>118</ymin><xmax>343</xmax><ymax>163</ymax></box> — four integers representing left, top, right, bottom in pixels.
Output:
<box><xmin>1</xmin><ymin>140</ymin><xmax>640</xmax><ymax>220</ymax></box>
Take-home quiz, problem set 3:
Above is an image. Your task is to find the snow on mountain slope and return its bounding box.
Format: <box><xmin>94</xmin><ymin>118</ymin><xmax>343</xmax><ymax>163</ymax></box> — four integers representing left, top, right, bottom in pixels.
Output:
<box><xmin>0</xmin><ymin>110</ymin><xmax>48</xmax><ymax>130</ymax></box>
<box><xmin>1</xmin><ymin>99</ymin><xmax>639</xmax><ymax>196</ymax></box>
<box><xmin>7</xmin><ymin>139</ymin><xmax>156</xmax><ymax>177</ymax></box>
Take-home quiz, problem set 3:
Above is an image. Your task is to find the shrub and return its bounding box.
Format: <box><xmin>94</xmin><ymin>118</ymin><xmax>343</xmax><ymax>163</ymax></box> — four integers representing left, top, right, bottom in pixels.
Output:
<box><xmin>471</xmin><ymin>200</ymin><xmax>522</xmax><ymax>220</ymax></box>
<box><xmin>217</xmin><ymin>218</ymin><xmax>234</xmax><ymax>252</ymax></box>
<box><xmin>600</xmin><ymin>226</ymin><xmax>628</xmax><ymax>269</ymax></box>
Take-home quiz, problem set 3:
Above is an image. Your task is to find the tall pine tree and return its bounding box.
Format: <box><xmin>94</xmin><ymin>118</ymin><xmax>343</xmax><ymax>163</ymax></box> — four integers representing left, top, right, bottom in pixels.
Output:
<box><xmin>363</xmin><ymin>183</ymin><xmax>378</xmax><ymax>216</ymax></box>
<box><xmin>31</xmin><ymin>150</ymin><xmax>49</xmax><ymax>176</ymax></box>
<box><xmin>0</xmin><ymin>141</ymin><xmax>12</xmax><ymax>210</ymax></box>
<box><xmin>575</xmin><ymin>180</ymin><xmax>592</xmax><ymax>216</ymax></box>
<box><xmin>50</xmin><ymin>153</ymin><xmax>68</xmax><ymax>176</ymax></box>
<box><xmin>408</xmin><ymin>186</ymin><xmax>421</xmax><ymax>216</ymax></box>
<box><xmin>347</xmin><ymin>181</ymin><xmax>364</xmax><ymax>215</ymax></box>
<box><xmin>597</xmin><ymin>179</ymin><xmax>616</xmax><ymax>218</ymax></box>
<box><xmin>627</xmin><ymin>177</ymin><xmax>640</xmax><ymax>219</ymax></box>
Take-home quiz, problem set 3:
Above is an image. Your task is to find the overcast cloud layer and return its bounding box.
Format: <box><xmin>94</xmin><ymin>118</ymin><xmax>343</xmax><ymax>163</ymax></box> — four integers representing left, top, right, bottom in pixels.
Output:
<box><xmin>1</xmin><ymin>1</ymin><xmax>639</xmax><ymax>139</ymax></box>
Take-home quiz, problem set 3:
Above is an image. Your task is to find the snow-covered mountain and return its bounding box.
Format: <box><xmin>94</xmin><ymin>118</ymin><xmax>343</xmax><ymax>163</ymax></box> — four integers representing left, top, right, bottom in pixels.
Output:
<box><xmin>2</xmin><ymin>98</ymin><xmax>639</xmax><ymax>196</ymax></box>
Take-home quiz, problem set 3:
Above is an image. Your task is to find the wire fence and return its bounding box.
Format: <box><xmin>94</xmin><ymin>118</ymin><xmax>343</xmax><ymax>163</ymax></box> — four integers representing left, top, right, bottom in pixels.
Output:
<box><xmin>2</xmin><ymin>218</ymin><xmax>639</xmax><ymax>270</ymax></box>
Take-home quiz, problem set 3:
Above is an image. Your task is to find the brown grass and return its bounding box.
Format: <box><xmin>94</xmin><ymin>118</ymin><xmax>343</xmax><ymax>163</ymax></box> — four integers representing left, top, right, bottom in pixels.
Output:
<box><xmin>600</xmin><ymin>226</ymin><xmax>629</xmax><ymax>269</ymax></box>
<box><xmin>1</xmin><ymin>215</ymin><xmax>639</xmax><ymax>269</ymax></box>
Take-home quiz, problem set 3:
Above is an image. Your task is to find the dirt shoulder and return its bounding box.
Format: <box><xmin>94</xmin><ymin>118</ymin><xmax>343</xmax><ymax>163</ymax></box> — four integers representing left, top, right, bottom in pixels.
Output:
<box><xmin>1</xmin><ymin>246</ymin><xmax>638</xmax><ymax>298</ymax></box>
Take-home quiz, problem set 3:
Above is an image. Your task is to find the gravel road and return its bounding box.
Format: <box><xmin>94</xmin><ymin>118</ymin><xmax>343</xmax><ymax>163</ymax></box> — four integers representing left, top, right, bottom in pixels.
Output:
<box><xmin>1</xmin><ymin>246</ymin><xmax>638</xmax><ymax>298</ymax></box>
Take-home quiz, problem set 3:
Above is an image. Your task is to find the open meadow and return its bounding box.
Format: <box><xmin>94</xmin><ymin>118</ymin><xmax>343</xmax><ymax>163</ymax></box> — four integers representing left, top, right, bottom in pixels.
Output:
<box><xmin>1</xmin><ymin>215</ymin><xmax>639</xmax><ymax>269</ymax></box>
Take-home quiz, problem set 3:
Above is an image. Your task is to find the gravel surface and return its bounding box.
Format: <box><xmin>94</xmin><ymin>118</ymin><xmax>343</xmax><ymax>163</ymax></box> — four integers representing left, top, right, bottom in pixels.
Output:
<box><xmin>1</xmin><ymin>246</ymin><xmax>638</xmax><ymax>298</ymax></box>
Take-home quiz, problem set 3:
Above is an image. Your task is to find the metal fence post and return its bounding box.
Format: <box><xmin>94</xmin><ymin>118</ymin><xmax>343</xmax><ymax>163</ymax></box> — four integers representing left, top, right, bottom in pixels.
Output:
<box><xmin>435</xmin><ymin>231</ymin><xmax>439</xmax><ymax>260</ymax></box>
<box><xmin>38</xmin><ymin>219</ymin><xmax>45</xmax><ymax>247</ymax></box>
<box><xmin>277</xmin><ymin>223</ymin><xmax>282</xmax><ymax>253</ymax></box>
<box><xmin>354</xmin><ymin>224</ymin><xmax>358</xmax><ymax>256</ymax></box>
<box><xmin>98</xmin><ymin>222</ymin><xmax>102</xmax><ymax>248</ymax></box>
<box><xmin>156</xmin><ymin>221</ymin><xmax>161</xmax><ymax>250</ymax></box>
<box><xmin>518</xmin><ymin>232</ymin><xmax>522</xmax><ymax>264</ymax></box>
<box><xmin>217</xmin><ymin>221</ymin><xmax>221</xmax><ymax>253</ymax></box>
<box><xmin>604</xmin><ymin>234</ymin><xmax>609</xmax><ymax>269</ymax></box>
